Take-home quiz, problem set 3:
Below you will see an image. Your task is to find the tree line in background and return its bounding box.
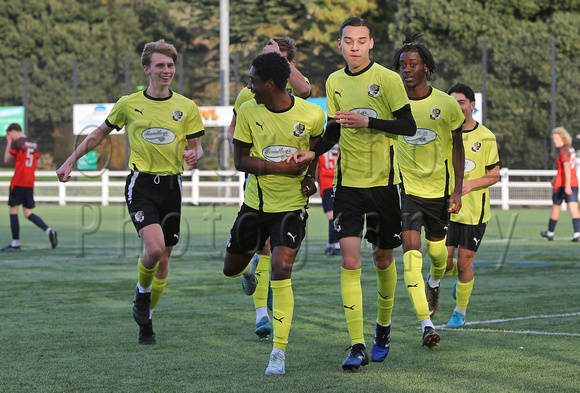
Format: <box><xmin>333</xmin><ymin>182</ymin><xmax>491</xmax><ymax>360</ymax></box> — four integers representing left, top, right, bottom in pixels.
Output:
<box><xmin>0</xmin><ymin>0</ymin><xmax>578</xmax><ymax>171</ymax></box>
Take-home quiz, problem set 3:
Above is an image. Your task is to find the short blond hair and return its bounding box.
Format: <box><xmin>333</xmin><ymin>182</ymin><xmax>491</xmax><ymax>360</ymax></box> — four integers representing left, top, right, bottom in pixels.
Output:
<box><xmin>553</xmin><ymin>126</ymin><xmax>572</xmax><ymax>146</ymax></box>
<box><xmin>141</xmin><ymin>39</ymin><xmax>178</xmax><ymax>67</ymax></box>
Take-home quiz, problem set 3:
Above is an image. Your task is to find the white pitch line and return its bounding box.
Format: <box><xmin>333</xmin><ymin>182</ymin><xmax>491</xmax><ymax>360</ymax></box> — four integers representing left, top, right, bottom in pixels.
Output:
<box><xmin>433</xmin><ymin>312</ymin><xmax>580</xmax><ymax>336</ymax></box>
<box><xmin>437</xmin><ymin>328</ymin><xmax>580</xmax><ymax>337</ymax></box>
<box><xmin>464</xmin><ymin>312</ymin><xmax>580</xmax><ymax>325</ymax></box>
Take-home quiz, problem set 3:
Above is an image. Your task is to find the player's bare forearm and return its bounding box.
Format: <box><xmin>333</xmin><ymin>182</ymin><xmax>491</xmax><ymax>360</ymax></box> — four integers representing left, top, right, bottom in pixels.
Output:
<box><xmin>234</xmin><ymin>145</ymin><xmax>309</xmax><ymax>176</ymax></box>
<box><xmin>57</xmin><ymin>122</ymin><xmax>112</xmax><ymax>182</ymax></box>
<box><xmin>462</xmin><ymin>166</ymin><xmax>500</xmax><ymax>195</ymax></box>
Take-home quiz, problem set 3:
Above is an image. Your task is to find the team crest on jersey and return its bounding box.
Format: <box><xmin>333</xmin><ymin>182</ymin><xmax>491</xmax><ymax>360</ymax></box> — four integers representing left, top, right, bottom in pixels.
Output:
<box><xmin>430</xmin><ymin>108</ymin><xmax>441</xmax><ymax>120</ymax></box>
<box><xmin>134</xmin><ymin>211</ymin><xmax>145</xmax><ymax>223</ymax></box>
<box><xmin>293</xmin><ymin>123</ymin><xmax>306</xmax><ymax>137</ymax></box>
<box><xmin>472</xmin><ymin>141</ymin><xmax>482</xmax><ymax>152</ymax></box>
<box><xmin>368</xmin><ymin>84</ymin><xmax>380</xmax><ymax>98</ymax></box>
<box><xmin>172</xmin><ymin>110</ymin><xmax>183</xmax><ymax>121</ymax></box>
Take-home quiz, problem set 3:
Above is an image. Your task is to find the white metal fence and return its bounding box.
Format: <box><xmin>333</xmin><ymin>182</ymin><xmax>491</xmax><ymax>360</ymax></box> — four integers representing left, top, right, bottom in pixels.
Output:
<box><xmin>0</xmin><ymin>168</ymin><xmax>565</xmax><ymax>210</ymax></box>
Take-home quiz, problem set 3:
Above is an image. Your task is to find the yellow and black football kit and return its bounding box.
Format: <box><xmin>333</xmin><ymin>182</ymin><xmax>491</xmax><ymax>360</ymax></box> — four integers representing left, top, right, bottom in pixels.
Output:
<box><xmin>108</xmin><ymin>90</ymin><xmax>205</xmax><ymax>245</ymax></box>
<box><xmin>398</xmin><ymin>87</ymin><xmax>465</xmax><ymax>198</ymax></box>
<box><xmin>324</xmin><ymin>61</ymin><xmax>412</xmax><ymax>348</ymax></box>
<box><xmin>233</xmin><ymin>96</ymin><xmax>324</xmax><ymax>213</ymax></box>
<box><xmin>107</xmin><ymin>90</ymin><xmax>205</xmax><ymax>175</ymax></box>
<box><xmin>452</xmin><ymin>122</ymin><xmax>499</xmax><ymax>226</ymax></box>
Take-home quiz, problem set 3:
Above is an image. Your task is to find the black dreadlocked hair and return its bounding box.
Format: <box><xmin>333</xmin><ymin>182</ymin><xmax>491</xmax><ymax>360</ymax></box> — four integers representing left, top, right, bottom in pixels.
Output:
<box><xmin>251</xmin><ymin>52</ymin><xmax>291</xmax><ymax>90</ymax></box>
<box><xmin>393</xmin><ymin>32</ymin><xmax>437</xmax><ymax>76</ymax></box>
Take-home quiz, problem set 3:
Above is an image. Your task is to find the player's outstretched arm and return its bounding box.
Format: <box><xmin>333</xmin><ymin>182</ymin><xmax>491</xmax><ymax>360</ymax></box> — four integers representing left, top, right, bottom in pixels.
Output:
<box><xmin>56</xmin><ymin>122</ymin><xmax>113</xmax><ymax>182</ymax></box>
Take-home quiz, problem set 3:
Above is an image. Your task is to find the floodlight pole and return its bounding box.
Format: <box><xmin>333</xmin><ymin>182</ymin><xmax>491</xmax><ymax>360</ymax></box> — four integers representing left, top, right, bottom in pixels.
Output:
<box><xmin>219</xmin><ymin>0</ymin><xmax>230</xmax><ymax>169</ymax></box>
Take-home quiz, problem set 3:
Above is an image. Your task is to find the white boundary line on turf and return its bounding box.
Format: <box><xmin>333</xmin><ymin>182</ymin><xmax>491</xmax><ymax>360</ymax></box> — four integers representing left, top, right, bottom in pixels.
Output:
<box><xmin>437</xmin><ymin>327</ymin><xmax>580</xmax><ymax>337</ymax></box>
<box><xmin>434</xmin><ymin>312</ymin><xmax>580</xmax><ymax>336</ymax></box>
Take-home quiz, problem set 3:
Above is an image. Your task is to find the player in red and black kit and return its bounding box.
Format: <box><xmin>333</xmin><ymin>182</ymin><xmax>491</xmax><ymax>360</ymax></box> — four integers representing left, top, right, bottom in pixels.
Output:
<box><xmin>2</xmin><ymin>123</ymin><xmax>57</xmax><ymax>251</ymax></box>
<box><xmin>317</xmin><ymin>144</ymin><xmax>340</xmax><ymax>255</ymax></box>
<box><xmin>541</xmin><ymin>126</ymin><xmax>580</xmax><ymax>242</ymax></box>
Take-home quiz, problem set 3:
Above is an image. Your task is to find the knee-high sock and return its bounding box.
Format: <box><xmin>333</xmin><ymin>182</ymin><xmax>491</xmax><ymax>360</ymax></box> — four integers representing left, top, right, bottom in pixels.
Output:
<box><xmin>445</xmin><ymin>258</ymin><xmax>458</xmax><ymax>277</ymax></box>
<box><xmin>138</xmin><ymin>257</ymin><xmax>159</xmax><ymax>289</ymax></box>
<box><xmin>271</xmin><ymin>279</ymin><xmax>293</xmax><ymax>351</ymax></box>
<box><xmin>9</xmin><ymin>214</ymin><xmax>19</xmax><ymax>240</ymax></box>
<box><xmin>253</xmin><ymin>255</ymin><xmax>271</xmax><ymax>309</ymax></box>
<box><xmin>328</xmin><ymin>219</ymin><xmax>337</xmax><ymax>245</ymax></box>
<box><xmin>548</xmin><ymin>219</ymin><xmax>557</xmax><ymax>232</ymax></box>
<box><xmin>150</xmin><ymin>276</ymin><xmax>167</xmax><ymax>310</ymax></box>
<box><xmin>456</xmin><ymin>278</ymin><xmax>474</xmax><ymax>310</ymax></box>
<box><xmin>341</xmin><ymin>267</ymin><xmax>364</xmax><ymax>344</ymax></box>
<box><xmin>27</xmin><ymin>213</ymin><xmax>49</xmax><ymax>231</ymax></box>
<box><xmin>426</xmin><ymin>238</ymin><xmax>447</xmax><ymax>280</ymax></box>
<box><xmin>573</xmin><ymin>218</ymin><xmax>580</xmax><ymax>233</ymax></box>
<box><xmin>375</xmin><ymin>262</ymin><xmax>396</xmax><ymax>326</ymax></box>
<box><xmin>403</xmin><ymin>250</ymin><xmax>430</xmax><ymax>322</ymax></box>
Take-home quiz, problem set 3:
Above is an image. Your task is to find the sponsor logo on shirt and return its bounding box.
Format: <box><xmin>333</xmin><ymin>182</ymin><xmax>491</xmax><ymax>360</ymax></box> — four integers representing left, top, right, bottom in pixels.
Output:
<box><xmin>351</xmin><ymin>107</ymin><xmax>378</xmax><ymax>119</ymax></box>
<box><xmin>141</xmin><ymin>127</ymin><xmax>176</xmax><ymax>145</ymax></box>
<box><xmin>403</xmin><ymin>128</ymin><xmax>437</xmax><ymax>145</ymax></box>
<box><xmin>262</xmin><ymin>145</ymin><xmax>298</xmax><ymax>162</ymax></box>
<box><xmin>464</xmin><ymin>158</ymin><xmax>476</xmax><ymax>173</ymax></box>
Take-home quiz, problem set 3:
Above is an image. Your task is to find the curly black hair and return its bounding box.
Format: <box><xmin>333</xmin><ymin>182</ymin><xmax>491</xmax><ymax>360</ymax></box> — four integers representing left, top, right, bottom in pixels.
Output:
<box><xmin>251</xmin><ymin>52</ymin><xmax>291</xmax><ymax>91</ymax></box>
<box><xmin>393</xmin><ymin>32</ymin><xmax>437</xmax><ymax>76</ymax></box>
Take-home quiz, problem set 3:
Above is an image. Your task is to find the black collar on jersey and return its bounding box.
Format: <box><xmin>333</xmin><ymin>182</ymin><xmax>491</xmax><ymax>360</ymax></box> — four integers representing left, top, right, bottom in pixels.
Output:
<box><xmin>267</xmin><ymin>95</ymin><xmax>295</xmax><ymax>114</ymax></box>
<box><xmin>344</xmin><ymin>61</ymin><xmax>374</xmax><ymax>77</ymax></box>
<box><xmin>409</xmin><ymin>86</ymin><xmax>433</xmax><ymax>101</ymax></box>
<box><xmin>462</xmin><ymin>122</ymin><xmax>480</xmax><ymax>134</ymax></box>
<box><xmin>143</xmin><ymin>89</ymin><xmax>174</xmax><ymax>101</ymax></box>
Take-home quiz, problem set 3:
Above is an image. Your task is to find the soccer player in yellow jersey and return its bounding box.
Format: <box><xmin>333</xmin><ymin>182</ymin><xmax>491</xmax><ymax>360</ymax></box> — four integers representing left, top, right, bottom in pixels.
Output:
<box><xmin>393</xmin><ymin>33</ymin><xmax>465</xmax><ymax>348</ymax></box>
<box><xmin>226</xmin><ymin>37</ymin><xmax>312</xmax><ymax>342</ymax></box>
<box><xmin>288</xmin><ymin>17</ymin><xmax>416</xmax><ymax>370</ymax></box>
<box><xmin>57</xmin><ymin>39</ymin><xmax>204</xmax><ymax>345</ymax></box>
<box><xmin>223</xmin><ymin>52</ymin><xmax>324</xmax><ymax>375</ymax></box>
<box><xmin>444</xmin><ymin>83</ymin><xmax>500</xmax><ymax>327</ymax></box>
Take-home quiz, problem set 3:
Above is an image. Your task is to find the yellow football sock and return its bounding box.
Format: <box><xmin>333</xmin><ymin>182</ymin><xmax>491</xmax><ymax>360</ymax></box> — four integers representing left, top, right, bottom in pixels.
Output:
<box><xmin>445</xmin><ymin>258</ymin><xmax>458</xmax><ymax>277</ymax></box>
<box><xmin>403</xmin><ymin>250</ymin><xmax>430</xmax><ymax>322</ymax></box>
<box><xmin>375</xmin><ymin>261</ymin><xmax>396</xmax><ymax>326</ymax></box>
<box><xmin>426</xmin><ymin>238</ymin><xmax>447</xmax><ymax>280</ymax></box>
<box><xmin>253</xmin><ymin>255</ymin><xmax>271</xmax><ymax>309</ymax></box>
<box><xmin>456</xmin><ymin>278</ymin><xmax>474</xmax><ymax>309</ymax></box>
<box><xmin>138</xmin><ymin>257</ymin><xmax>158</xmax><ymax>289</ymax></box>
<box><xmin>341</xmin><ymin>267</ymin><xmax>364</xmax><ymax>345</ymax></box>
<box><xmin>150</xmin><ymin>276</ymin><xmax>167</xmax><ymax>310</ymax></box>
<box><xmin>271</xmin><ymin>279</ymin><xmax>293</xmax><ymax>351</ymax></box>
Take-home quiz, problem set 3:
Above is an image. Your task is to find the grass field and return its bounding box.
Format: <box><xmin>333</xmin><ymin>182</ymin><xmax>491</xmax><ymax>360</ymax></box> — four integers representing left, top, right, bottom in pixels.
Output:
<box><xmin>1</xmin><ymin>204</ymin><xmax>579</xmax><ymax>393</ymax></box>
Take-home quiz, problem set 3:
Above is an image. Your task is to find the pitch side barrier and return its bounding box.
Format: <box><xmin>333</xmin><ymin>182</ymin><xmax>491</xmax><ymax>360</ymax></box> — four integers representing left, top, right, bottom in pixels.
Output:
<box><xmin>0</xmin><ymin>167</ymin><xmax>576</xmax><ymax>210</ymax></box>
